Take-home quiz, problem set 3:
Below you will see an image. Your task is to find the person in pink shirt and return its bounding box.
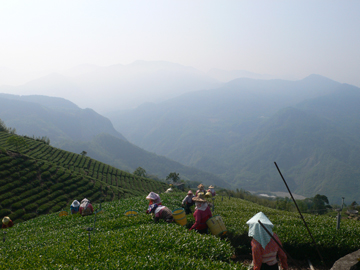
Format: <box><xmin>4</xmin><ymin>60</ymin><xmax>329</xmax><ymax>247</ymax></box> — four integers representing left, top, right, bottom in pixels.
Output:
<box><xmin>246</xmin><ymin>212</ymin><xmax>288</xmax><ymax>270</ymax></box>
<box><xmin>189</xmin><ymin>194</ymin><xmax>212</xmax><ymax>234</ymax></box>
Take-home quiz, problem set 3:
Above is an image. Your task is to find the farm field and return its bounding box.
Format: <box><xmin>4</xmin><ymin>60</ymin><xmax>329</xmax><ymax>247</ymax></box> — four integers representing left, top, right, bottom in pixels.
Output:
<box><xmin>0</xmin><ymin>132</ymin><xmax>168</xmax><ymax>224</ymax></box>
<box><xmin>1</xmin><ymin>193</ymin><xmax>359</xmax><ymax>269</ymax></box>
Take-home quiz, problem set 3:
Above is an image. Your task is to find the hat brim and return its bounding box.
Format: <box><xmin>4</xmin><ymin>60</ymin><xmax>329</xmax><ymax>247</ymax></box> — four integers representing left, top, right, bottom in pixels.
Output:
<box><xmin>192</xmin><ymin>197</ymin><xmax>207</xmax><ymax>203</ymax></box>
<box><xmin>208</xmin><ymin>185</ymin><xmax>214</xmax><ymax>188</ymax></box>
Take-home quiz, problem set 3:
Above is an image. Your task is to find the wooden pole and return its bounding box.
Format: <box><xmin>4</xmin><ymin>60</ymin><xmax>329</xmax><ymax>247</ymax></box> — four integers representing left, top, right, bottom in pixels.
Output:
<box><xmin>274</xmin><ymin>162</ymin><xmax>325</xmax><ymax>266</ymax></box>
<box><xmin>258</xmin><ymin>220</ymin><xmax>302</xmax><ymax>270</ymax></box>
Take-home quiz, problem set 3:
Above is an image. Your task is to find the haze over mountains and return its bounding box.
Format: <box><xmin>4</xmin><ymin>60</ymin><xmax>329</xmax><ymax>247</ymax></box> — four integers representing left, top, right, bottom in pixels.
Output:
<box><xmin>106</xmin><ymin>74</ymin><xmax>360</xmax><ymax>204</ymax></box>
<box><xmin>1</xmin><ymin>61</ymin><xmax>360</xmax><ymax>204</ymax></box>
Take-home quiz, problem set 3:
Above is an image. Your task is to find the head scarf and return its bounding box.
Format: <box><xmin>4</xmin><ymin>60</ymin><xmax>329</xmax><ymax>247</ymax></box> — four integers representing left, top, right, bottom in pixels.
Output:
<box><xmin>80</xmin><ymin>198</ymin><xmax>90</xmax><ymax>210</ymax></box>
<box><xmin>71</xmin><ymin>200</ymin><xmax>80</xmax><ymax>207</ymax></box>
<box><xmin>146</xmin><ymin>192</ymin><xmax>161</xmax><ymax>203</ymax></box>
<box><xmin>246</xmin><ymin>212</ymin><xmax>274</xmax><ymax>249</ymax></box>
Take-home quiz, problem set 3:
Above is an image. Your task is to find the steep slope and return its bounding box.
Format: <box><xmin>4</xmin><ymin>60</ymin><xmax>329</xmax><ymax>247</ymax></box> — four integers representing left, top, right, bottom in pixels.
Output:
<box><xmin>57</xmin><ymin>133</ymin><xmax>231</xmax><ymax>188</ymax></box>
<box><xmin>0</xmin><ymin>132</ymin><xmax>167</xmax><ymax>223</ymax></box>
<box><xmin>0</xmin><ymin>94</ymin><xmax>127</xmax><ymax>144</ymax></box>
<box><xmin>225</xmin><ymin>107</ymin><xmax>360</xmax><ymax>203</ymax></box>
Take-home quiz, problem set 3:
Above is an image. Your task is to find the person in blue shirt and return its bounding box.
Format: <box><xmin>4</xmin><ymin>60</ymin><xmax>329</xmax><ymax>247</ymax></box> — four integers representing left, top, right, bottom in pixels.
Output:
<box><xmin>70</xmin><ymin>200</ymin><xmax>80</xmax><ymax>214</ymax></box>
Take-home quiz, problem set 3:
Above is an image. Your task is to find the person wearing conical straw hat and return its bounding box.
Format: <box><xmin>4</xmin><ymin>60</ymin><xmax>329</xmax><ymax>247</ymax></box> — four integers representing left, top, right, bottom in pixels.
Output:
<box><xmin>70</xmin><ymin>200</ymin><xmax>80</xmax><ymax>214</ymax></box>
<box><xmin>195</xmin><ymin>183</ymin><xmax>205</xmax><ymax>196</ymax></box>
<box><xmin>182</xmin><ymin>190</ymin><xmax>195</xmax><ymax>214</ymax></box>
<box><xmin>1</xmin><ymin>216</ymin><xmax>14</xmax><ymax>229</ymax></box>
<box><xmin>246</xmin><ymin>212</ymin><xmax>288</xmax><ymax>270</ymax></box>
<box><xmin>207</xmin><ymin>185</ymin><xmax>216</xmax><ymax>196</ymax></box>
<box><xmin>189</xmin><ymin>193</ymin><xmax>212</xmax><ymax>234</ymax></box>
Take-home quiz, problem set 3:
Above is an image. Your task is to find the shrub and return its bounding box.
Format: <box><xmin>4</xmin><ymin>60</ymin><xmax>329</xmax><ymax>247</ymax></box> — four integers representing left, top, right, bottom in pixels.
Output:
<box><xmin>9</xmin><ymin>209</ymin><xmax>25</xmax><ymax>220</ymax></box>
<box><xmin>25</xmin><ymin>203</ymin><xmax>38</xmax><ymax>212</ymax></box>
<box><xmin>49</xmin><ymin>183</ymin><xmax>64</xmax><ymax>192</ymax></box>
<box><xmin>0</xmin><ymin>209</ymin><xmax>11</xmax><ymax>217</ymax></box>
<box><xmin>22</xmin><ymin>213</ymin><xmax>37</xmax><ymax>220</ymax></box>
<box><xmin>41</xmin><ymin>171</ymin><xmax>51</xmax><ymax>179</ymax></box>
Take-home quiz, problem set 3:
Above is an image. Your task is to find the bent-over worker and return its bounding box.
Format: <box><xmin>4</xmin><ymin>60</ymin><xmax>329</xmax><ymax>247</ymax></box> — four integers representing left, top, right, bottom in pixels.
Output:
<box><xmin>246</xmin><ymin>212</ymin><xmax>288</xmax><ymax>270</ymax></box>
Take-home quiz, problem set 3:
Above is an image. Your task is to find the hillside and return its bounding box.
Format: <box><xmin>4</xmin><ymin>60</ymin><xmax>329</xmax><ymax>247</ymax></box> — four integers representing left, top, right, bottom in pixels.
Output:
<box><xmin>57</xmin><ymin>133</ymin><xmax>231</xmax><ymax>188</ymax></box>
<box><xmin>0</xmin><ymin>94</ymin><xmax>127</xmax><ymax>145</ymax></box>
<box><xmin>0</xmin><ymin>132</ymin><xmax>167</xmax><ymax>223</ymax></box>
<box><xmin>106</xmin><ymin>76</ymin><xmax>360</xmax><ymax>204</ymax></box>
<box><xmin>1</xmin><ymin>192</ymin><xmax>358</xmax><ymax>269</ymax></box>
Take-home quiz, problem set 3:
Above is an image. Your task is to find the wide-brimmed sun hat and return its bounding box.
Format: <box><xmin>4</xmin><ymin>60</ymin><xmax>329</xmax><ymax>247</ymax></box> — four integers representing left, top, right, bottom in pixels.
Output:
<box><xmin>2</xmin><ymin>216</ymin><xmax>11</xmax><ymax>225</ymax></box>
<box><xmin>197</xmin><ymin>184</ymin><xmax>204</xmax><ymax>189</ymax></box>
<box><xmin>192</xmin><ymin>193</ymin><xmax>207</xmax><ymax>203</ymax></box>
<box><xmin>187</xmin><ymin>190</ymin><xmax>193</xmax><ymax>195</ymax></box>
<box><xmin>205</xmin><ymin>191</ymin><xmax>212</xmax><ymax>198</ymax></box>
<box><xmin>208</xmin><ymin>185</ymin><xmax>214</xmax><ymax>189</ymax></box>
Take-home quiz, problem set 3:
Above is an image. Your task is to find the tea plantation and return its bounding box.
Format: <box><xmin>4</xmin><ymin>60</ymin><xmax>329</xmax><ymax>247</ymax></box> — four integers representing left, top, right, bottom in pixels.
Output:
<box><xmin>1</xmin><ymin>192</ymin><xmax>360</xmax><ymax>269</ymax></box>
<box><xmin>0</xmin><ymin>132</ymin><xmax>167</xmax><ymax>224</ymax></box>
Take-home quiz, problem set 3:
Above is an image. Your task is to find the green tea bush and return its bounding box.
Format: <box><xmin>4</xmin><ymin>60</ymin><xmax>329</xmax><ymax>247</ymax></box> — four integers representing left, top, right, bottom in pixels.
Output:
<box><xmin>9</xmin><ymin>209</ymin><xmax>25</xmax><ymax>220</ymax></box>
<box><xmin>0</xmin><ymin>209</ymin><xmax>11</xmax><ymax>217</ymax></box>
<box><xmin>22</xmin><ymin>213</ymin><xmax>37</xmax><ymax>221</ymax></box>
<box><xmin>25</xmin><ymin>203</ymin><xmax>38</xmax><ymax>212</ymax></box>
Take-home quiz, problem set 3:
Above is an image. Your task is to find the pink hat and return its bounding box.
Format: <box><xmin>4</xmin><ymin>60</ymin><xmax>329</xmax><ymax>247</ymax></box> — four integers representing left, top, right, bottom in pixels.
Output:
<box><xmin>187</xmin><ymin>190</ymin><xmax>193</xmax><ymax>195</ymax></box>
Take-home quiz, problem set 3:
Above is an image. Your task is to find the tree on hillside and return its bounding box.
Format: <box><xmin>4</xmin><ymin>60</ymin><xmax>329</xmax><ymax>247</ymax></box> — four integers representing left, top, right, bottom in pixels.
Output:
<box><xmin>133</xmin><ymin>167</ymin><xmax>147</xmax><ymax>178</ymax></box>
<box><xmin>0</xmin><ymin>119</ymin><xmax>8</xmax><ymax>132</ymax></box>
<box><xmin>6</xmin><ymin>135</ymin><xmax>28</xmax><ymax>153</ymax></box>
<box><xmin>80</xmin><ymin>151</ymin><xmax>87</xmax><ymax>157</ymax></box>
<box><xmin>166</xmin><ymin>172</ymin><xmax>180</xmax><ymax>183</ymax></box>
<box><xmin>311</xmin><ymin>194</ymin><xmax>331</xmax><ymax>214</ymax></box>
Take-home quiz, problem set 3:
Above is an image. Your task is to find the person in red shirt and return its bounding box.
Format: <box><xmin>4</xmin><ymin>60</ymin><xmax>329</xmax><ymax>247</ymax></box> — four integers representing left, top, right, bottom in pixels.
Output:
<box><xmin>189</xmin><ymin>194</ymin><xmax>212</xmax><ymax>234</ymax></box>
<box><xmin>2</xmin><ymin>216</ymin><xmax>14</xmax><ymax>229</ymax></box>
<box><xmin>246</xmin><ymin>212</ymin><xmax>288</xmax><ymax>270</ymax></box>
<box><xmin>79</xmin><ymin>198</ymin><xmax>94</xmax><ymax>216</ymax></box>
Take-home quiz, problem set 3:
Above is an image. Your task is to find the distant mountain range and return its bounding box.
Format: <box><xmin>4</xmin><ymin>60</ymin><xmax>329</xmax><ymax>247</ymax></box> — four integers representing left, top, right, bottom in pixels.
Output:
<box><xmin>0</xmin><ymin>61</ymin><xmax>222</xmax><ymax>113</ymax></box>
<box><xmin>0</xmin><ymin>94</ymin><xmax>126</xmax><ymax>143</ymax></box>
<box><xmin>0</xmin><ymin>93</ymin><xmax>230</xmax><ymax>189</ymax></box>
<box><xmin>106</xmin><ymin>75</ymin><xmax>360</xmax><ymax>204</ymax></box>
<box><xmin>0</xmin><ymin>61</ymin><xmax>287</xmax><ymax>114</ymax></box>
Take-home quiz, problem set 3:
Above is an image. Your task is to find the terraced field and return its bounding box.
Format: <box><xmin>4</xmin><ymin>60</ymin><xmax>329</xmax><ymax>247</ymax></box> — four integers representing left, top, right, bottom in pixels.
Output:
<box><xmin>0</xmin><ymin>132</ymin><xmax>167</xmax><ymax>223</ymax></box>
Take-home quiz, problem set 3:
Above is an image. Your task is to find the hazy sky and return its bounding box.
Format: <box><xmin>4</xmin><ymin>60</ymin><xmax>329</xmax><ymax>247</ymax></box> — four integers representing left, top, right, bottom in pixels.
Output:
<box><xmin>1</xmin><ymin>1</ymin><xmax>360</xmax><ymax>86</ymax></box>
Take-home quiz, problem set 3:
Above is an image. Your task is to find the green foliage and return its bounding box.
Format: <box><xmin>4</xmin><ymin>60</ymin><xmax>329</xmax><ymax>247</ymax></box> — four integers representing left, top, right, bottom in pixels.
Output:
<box><xmin>6</xmin><ymin>135</ymin><xmax>28</xmax><ymax>153</ymax></box>
<box><xmin>133</xmin><ymin>166</ymin><xmax>147</xmax><ymax>177</ymax></box>
<box><xmin>0</xmin><ymin>194</ymin><xmax>243</xmax><ymax>269</ymax></box>
<box><xmin>166</xmin><ymin>172</ymin><xmax>180</xmax><ymax>183</ymax></box>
